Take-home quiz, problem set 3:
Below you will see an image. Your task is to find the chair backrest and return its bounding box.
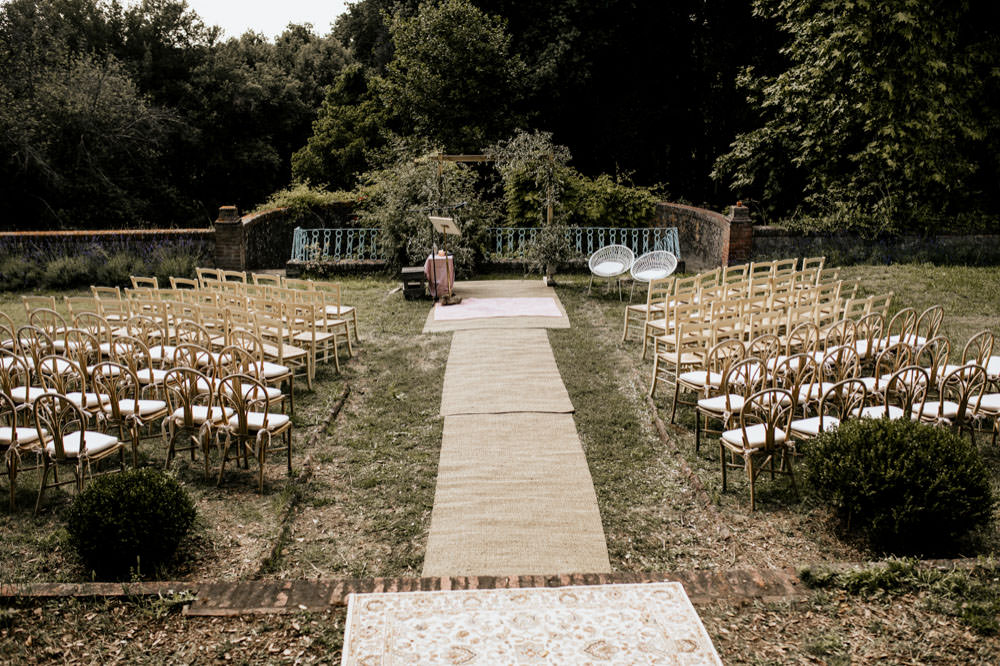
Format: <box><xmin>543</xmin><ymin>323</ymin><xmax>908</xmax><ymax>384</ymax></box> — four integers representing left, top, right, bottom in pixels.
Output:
<box><xmin>588</xmin><ymin>245</ymin><xmax>635</xmax><ymax>273</ymax></box>
<box><xmin>221</xmin><ymin>270</ymin><xmax>247</xmax><ymax>284</ymax></box>
<box><xmin>819</xmin><ymin>342</ymin><xmax>861</xmax><ymax>384</ymax></box>
<box><xmin>913</xmin><ymin>305</ymin><xmax>944</xmax><ymax>344</ymax></box>
<box><xmin>33</xmin><ymin>393</ymin><xmax>88</xmax><ymax>460</ymax></box>
<box><xmin>162</xmin><ymin>366</ymin><xmax>215</xmax><ymax>428</ymax></box>
<box><xmin>883</xmin><ymin>365</ymin><xmax>929</xmax><ymax>418</ymax></box>
<box><xmin>737</xmin><ymin>388</ymin><xmax>794</xmax><ymax>451</ymax></box>
<box><xmin>784</xmin><ymin>321</ymin><xmax>820</xmax><ymax>356</ymax></box>
<box><xmin>0</xmin><ymin>350</ymin><xmax>32</xmax><ymax>401</ymax></box>
<box><xmin>939</xmin><ymin>364</ymin><xmax>987</xmax><ymax>425</ymax></box>
<box><xmin>773</xmin><ymin>353</ymin><xmax>817</xmax><ymax>410</ymax></box>
<box><xmin>629</xmin><ymin>251</ymin><xmax>678</xmax><ymax>283</ymax></box>
<box><xmin>27</xmin><ymin>308</ymin><xmax>67</xmax><ymax>342</ymax></box>
<box><xmin>21</xmin><ymin>295</ymin><xmax>57</xmax><ymax>317</ymax></box>
<box><xmin>915</xmin><ymin>335</ymin><xmax>951</xmax><ymax>387</ymax></box>
<box><xmin>817</xmin><ymin>378</ymin><xmax>867</xmax><ymax>426</ymax></box>
<box><xmin>772</xmin><ymin>258</ymin><xmax>798</xmax><ymax>279</ymax></box>
<box><xmin>217</xmin><ymin>374</ymin><xmax>274</xmax><ymax>434</ymax></box>
<box><xmin>91</xmin><ymin>362</ymin><xmax>140</xmax><ymax>424</ymax></box>
<box><xmin>961</xmin><ymin>330</ymin><xmax>994</xmax><ymax>367</ymax></box>
<box><xmin>15</xmin><ymin>325</ymin><xmax>54</xmax><ymax>368</ymax></box>
<box><xmin>170</xmin><ymin>276</ymin><xmax>200</xmax><ymax>290</ymax></box>
<box><xmin>196</xmin><ymin>267</ymin><xmax>221</xmax><ymax>285</ymax></box>
<box><xmin>64</xmin><ymin>296</ymin><xmax>100</xmax><ymax>320</ymax></box>
<box><xmin>801</xmin><ymin>256</ymin><xmax>826</xmax><ymax>277</ymax></box>
<box><xmin>747</xmin><ymin>333</ymin><xmax>782</xmax><ymax>363</ymax></box>
<box><xmin>35</xmin><ymin>354</ymin><xmax>83</xmax><ymax>398</ymax></box>
<box><xmin>821</xmin><ymin>318</ymin><xmax>857</xmax><ymax>353</ymax></box>
<box><xmin>874</xmin><ymin>340</ymin><xmax>914</xmax><ymax>381</ymax></box>
<box><xmin>110</xmin><ymin>335</ymin><xmax>157</xmax><ymax>376</ymax></box>
<box><xmin>130</xmin><ymin>275</ymin><xmax>159</xmax><ymax>290</ymax></box>
<box><xmin>866</xmin><ymin>292</ymin><xmax>894</xmax><ymax>318</ymax></box>
<box><xmin>252</xmin><ymin>273</ymin><xmax>283</xmax><ymax>287</ymax></box>
<box><xmin>723</xmin><ymin>357</ymin><xmax>768</xmax><ymax>398</ymax></box>
<box><xmin>883</xmin><ymin>307</ymin><xmax>916</xmax><ymax>347</ymax></box>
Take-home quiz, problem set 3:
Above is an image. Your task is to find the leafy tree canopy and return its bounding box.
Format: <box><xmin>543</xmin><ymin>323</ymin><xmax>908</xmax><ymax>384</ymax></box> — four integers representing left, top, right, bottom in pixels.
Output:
<box><xmin>713</xmin><ymin>0</ymin><xmax>995</xmax><ymax>233</ymax></box>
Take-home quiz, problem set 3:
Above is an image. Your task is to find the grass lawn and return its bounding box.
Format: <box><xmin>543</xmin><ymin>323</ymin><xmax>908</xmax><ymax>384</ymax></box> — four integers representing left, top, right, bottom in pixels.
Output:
<box><xmin>2</xmin><ymin>263</ymin><xmax>1000</xmax><ymax>662</ymax></box>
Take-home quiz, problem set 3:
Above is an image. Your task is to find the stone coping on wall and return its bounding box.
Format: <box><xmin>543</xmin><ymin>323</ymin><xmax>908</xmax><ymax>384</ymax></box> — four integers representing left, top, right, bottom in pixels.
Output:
<box><xmin>0</xmin><ymin>228</ymin><xmax>212</xmax><ymax>238</ymax></box>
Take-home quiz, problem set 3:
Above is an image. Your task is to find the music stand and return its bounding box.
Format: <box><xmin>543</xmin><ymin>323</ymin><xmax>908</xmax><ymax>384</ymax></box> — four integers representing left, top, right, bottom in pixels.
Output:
<box><xmin>428</xmin><ymin>215</ymin><xmax>462</xmax><ymax>304</ymax></box>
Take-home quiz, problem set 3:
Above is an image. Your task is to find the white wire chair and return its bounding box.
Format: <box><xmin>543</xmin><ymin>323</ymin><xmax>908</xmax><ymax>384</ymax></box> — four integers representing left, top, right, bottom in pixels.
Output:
<box><xmin>627</xmin><ymin>250</ymin><xmax>678</xmax><ymax>302</ymax></box>
<box><xmin>587</xmin><ymin>244</ymin><xmax>635</xmax><ymax>300</ymax></box>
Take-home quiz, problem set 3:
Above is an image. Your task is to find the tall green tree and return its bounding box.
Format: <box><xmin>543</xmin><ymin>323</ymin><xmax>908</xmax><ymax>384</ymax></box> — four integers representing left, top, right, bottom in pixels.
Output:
<box><xmin>292</xmin><ymin>63</ymin><xmax>387</xmax><ymax>189</ymax></box>
<box><xmin>377</xmin><ymin>0</ymin><xmax>527</xmax><ymax>152</ymax></box>
<box><xmin>713</xmin><ymin>0</ymin><xmax>994</xmax><ymax>231</ymax></box>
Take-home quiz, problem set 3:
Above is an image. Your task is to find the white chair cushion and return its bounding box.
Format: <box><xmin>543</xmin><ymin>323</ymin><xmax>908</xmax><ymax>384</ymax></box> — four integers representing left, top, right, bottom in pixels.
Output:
<box><xmin>10</xmin><ymin>386</ymin><xmax>55</xmax><ymax>403</ymax></box>
<box><xmin>797</xmin><ymin>382</ymin><xmax>835</xmax><ymax>402</ymax></box>
<box><xmin>789</xmin><ymin>415</ymin><xmax>840</xmax><ymax>437</ymax></box>
<box><xmin>111</xmin><ymin>399</ymin><xmax>167</xmax><ymax>417</ymax></box>
<box><xmin>170</xmin><ymin>405</ymin><xmax>234</xmax><ymax>424</ymax></box>
<box><xmin>46</xmin><ymin>431</ymin><xmax>119</xmax><ymax>457</ymax></box>
<box><xmin>254</xmin><ymin>361</ymin><xmax>289</xmax><ymax>379</ymax></box>
<box><xmin>978</xmin><ymin>393</ymin><xmax>1000</xmax><ymax>413</ymax></box>
<box><xmin>229</xmin><ymin>411</ymin><xmax>290</xmax><ymax>430</ymax></box>
<box><xmin>233</xmin><ymin>385</ymin><xmax>283</xmax><ymax>402</ymax></box>
<box><xmin>136</xmin><ymin>368</ymin><xmax>168</xmax><ymax>384</ymax></box>
<box><xmin>592</xmin><ymin>260</ymin><xmax>626</xmax><ymax>277</ymax></box>
<box><xmin>634</xmin><ymin>269</ymin><xmax>669</xmax><ymax>282</ymax></box>
<box><xmin>721</xmin><ymin>424</ymin><xmax>787</xmax><ymax>449</ymax></box>
<box><xmin>37</xmin><ymin>357</ymin><xmax>75</xmax><ymax>375</ymax></box>
<box><xmin>324</xmin><ymin>305</ymin><xmax>355</xmax><ymax>316</ymax></box>
<box><xmin>678</xmin><ymin>371</ymin><xmax>723</xmax><ymax>388</ymax></box>
<box><xmin>853</xmin><ymin>405</ymin><xmax>905</xmax><ymax>420</ymax></box>
<box><xmin>66</xmin><ymin>392</ymin><xmax>111</xmax><ymax>408</ymax></box>
<box><xmin>147</xmin><ymin>345</ymin><xmax>177</xmax><ymax>362</ymax></box>
<box><xmin>913</xmin><ymin>401</ymin><xmax>961</xmax><ymax>420</ymax></box>
<box><xmin>0</xmin><ymin>427</ymin><xmax>44</xmax><ymax>445</ymax></box>
<box><xmin>987</xmin><ymin>357</ymin><xmax>1000</xmax><ymax>380</ymax></box>
<box><xmin>697</xmin><ymin>394</ymin><xmax>744</xmax><ymax>414</ymax></box>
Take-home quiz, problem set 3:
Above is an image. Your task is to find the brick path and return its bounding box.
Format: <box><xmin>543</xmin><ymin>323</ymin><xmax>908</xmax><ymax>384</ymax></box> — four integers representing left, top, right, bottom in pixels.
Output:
<box><xmin>0</xmin><ymin>567</ymin><xmax>804</xmax><ymax>616</ymax></box>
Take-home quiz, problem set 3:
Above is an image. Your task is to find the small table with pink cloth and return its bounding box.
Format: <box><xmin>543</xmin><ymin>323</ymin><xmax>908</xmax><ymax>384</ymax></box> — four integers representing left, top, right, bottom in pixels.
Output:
<box><xmin>423</xmin><ymin>253</ymin><xmax>455</xmax><ymax>299</ymax></box>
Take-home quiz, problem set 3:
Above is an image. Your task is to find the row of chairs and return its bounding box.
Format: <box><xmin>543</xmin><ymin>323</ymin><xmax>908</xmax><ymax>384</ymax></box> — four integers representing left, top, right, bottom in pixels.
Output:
<box><xmin>623</xmin><ymin>258</ymin><xmax>848</xmax><ymax>351</ymax></box>
<box><xmin>1</xmin><ymin>359</ymin><xmax>292</xmax><ymax>512</ymax></box>
<box><xmin>685</xmin><ymin>328</ymin><xmax>1000</xmax><ymax>510</ymax></box>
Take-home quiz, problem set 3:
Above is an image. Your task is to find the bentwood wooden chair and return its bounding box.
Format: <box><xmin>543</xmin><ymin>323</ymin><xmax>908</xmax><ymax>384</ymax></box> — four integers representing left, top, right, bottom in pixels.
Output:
<box><xmin>720</xmin><ymin>387</ymin><xmax>796</xmax><ymax>511</ymax></box>
<box><xmin>32</xmin><ymin>392</ymin><xmax>125</xmax><ymax>514</ymax></box>
<box><xmin>216</xmin><ymin>374</ymin><xmax>292</xmax><ymax>491</ymax></box>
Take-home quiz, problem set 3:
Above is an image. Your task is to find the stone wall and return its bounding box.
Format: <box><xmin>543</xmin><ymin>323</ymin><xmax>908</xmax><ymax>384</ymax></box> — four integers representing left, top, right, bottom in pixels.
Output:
<box><xmin>215</xmin><ymin>202</ymin><xmax>358</xmax><ymax>271</ymax></box>
<box><xmin>752</xmin><ymin>226</ymin><xmax>1000</xmax><ymax>266</ymax></box>
<box><xmin>653</xmin><ymin>202</ymin><xmax>746</xmax><ymax>271</ymax></box>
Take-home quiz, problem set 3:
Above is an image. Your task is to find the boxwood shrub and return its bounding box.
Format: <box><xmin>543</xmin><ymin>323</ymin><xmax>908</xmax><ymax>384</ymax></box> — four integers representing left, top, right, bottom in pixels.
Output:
<box><xmin>66</xmin><ymin>468</ymin><xmax>196</xmax><ymax>579</ymax></box>
<box><xmin>805</xmin><ymin>418</ymin><xmax>993</xmax><ymax>555</ymax></box>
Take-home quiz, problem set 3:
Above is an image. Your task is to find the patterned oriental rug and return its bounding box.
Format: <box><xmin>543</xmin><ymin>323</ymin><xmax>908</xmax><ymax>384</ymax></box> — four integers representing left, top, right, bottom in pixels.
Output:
<box><xmin>341</xmin><ymin>582</ymin><xmax>723</xmax><ymax>665</ymax></box>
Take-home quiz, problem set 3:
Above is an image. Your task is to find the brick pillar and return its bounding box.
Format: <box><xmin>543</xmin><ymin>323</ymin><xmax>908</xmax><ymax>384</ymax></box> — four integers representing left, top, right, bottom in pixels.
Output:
<box><xmin>724</xmin><ymin>204</ymin><xmax>752</xmax><ymax>266</ymax></box>
<box><xmin>213</xmin><ymin>205</ymin><xmax>244</xmax><ymax>270</ymax></box>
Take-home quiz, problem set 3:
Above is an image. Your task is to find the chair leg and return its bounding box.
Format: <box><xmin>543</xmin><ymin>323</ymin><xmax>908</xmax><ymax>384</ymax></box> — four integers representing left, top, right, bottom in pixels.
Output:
<box><xmin>747</xmin><ymin>456</ymin><xmax>756</xmax><ymax>512</ymax></box>
<box><xmin>669</xmin><ymin>382</ymin><xmax>681</xmax><ymax>424</ymax></box>
<box><xmin>720</xmin><ymin>444</ymin><xmax>727</xmax><ymax>492</ymax></box>
<box><xmin>34</xmin><ymin>459</ymin><xmax>50</xmax><ymax>516</ymax></box>
<box><xmin>622</xmin><ymin>311</ymin><xmax>631</xmax><ymax>342</ymax></box>
<box><xmin>8</xmin><ymin>459</ymin><xmax>17</xmax><ymax>512</ymax></box>
<box><xmin>694</xmin><ymin>409</ymin><xmax>702</xmax><ymax>453</ymax></box>
<box><xmin>286</xmin><ymin>430</ymin><xmax>292</xmax><ymax>474</ymax></box>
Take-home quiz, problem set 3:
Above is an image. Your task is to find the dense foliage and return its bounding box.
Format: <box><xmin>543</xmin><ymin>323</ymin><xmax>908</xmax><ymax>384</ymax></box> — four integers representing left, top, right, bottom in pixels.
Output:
<box><xmin>714</xmin><ymin>0</ymin><xmax>1000</xmax><ymax>233</ymax></box>
<box><xmin>805</xmin><ymin>418</ymin><xmax>993</xmax><ymax>555</ymax></box>
<box><xmin>66</xmin><ymin>468</ymin><xmax>197</xmax><ymax>579</ymax></box>
<box><xmin>2</xmin><ymin>0</ymin><xmax>997</xmax><ymax>234</ymax></box>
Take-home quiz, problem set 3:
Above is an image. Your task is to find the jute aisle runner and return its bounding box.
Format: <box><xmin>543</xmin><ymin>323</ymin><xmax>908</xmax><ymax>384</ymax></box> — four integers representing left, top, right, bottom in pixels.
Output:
<box><xmin>424</xmin><ymin>284</ymin><xmax>610</xmax><ymax>576</ymax></box>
